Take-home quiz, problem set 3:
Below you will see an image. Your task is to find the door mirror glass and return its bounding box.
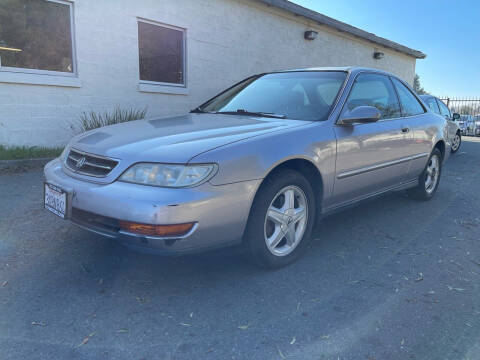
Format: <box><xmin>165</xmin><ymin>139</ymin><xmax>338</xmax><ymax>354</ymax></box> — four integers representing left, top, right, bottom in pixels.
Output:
<box><xmin>452</xmin><ymin>113</ymin><xmax>460</xmax><ymax>120</ymax></box>
<box><xmin>339</xmin><ymin>106</ymin><xmax>381</xmax><ymax>125</ymax></box>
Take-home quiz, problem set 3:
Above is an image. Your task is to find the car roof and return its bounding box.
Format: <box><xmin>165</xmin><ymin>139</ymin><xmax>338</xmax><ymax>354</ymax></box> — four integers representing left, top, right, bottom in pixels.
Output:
<box><xmin>273</xmin><ymin>66</ymin><xmax>396</xmax><ymax>77</ymax></box>
<box><xmin>419</xmin><ymin>94</ymin><xmax>435</xmax><ymax>100</ymax></box>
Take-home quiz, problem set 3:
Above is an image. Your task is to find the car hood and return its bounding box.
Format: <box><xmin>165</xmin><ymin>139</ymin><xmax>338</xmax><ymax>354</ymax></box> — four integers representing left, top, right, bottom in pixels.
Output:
<box><xmin>70</xmin><ymin>113</ymin><xmax>310</xmax><ymax>163</ymax></box>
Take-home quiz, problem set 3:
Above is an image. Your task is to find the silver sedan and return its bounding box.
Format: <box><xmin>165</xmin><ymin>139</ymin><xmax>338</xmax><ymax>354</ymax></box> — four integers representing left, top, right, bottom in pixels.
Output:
<box><xmin>419</xmin><ymin>94</ymin><xmax>462</xmax><ymax>153</ymax></box>
<box><xmin>44</xmin><ymin>67</ymin><xmax>450</xmax><ymax>268</ymax></box>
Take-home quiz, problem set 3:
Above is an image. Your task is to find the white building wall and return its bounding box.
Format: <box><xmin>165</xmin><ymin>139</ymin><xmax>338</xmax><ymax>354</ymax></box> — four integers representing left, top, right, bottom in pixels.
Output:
<box><xmin>0</xmin><ymin>0</ymin><xmax>417</xmax><ymax>147</ymax></box>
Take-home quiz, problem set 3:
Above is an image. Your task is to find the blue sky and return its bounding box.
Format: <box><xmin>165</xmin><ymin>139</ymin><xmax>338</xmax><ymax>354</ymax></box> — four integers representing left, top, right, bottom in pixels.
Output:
<box><xmin>291</xmin><ymin>0</ymin><xmax>480</xmax><ymax>97</ymax></box>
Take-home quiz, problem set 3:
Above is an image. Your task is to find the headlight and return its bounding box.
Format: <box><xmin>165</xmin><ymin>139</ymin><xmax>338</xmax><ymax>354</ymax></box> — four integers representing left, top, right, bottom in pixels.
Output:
<box><xmin>119</xmin><ymin>163</ymin><xmax>217</xmax><ymax>187</ymax></box>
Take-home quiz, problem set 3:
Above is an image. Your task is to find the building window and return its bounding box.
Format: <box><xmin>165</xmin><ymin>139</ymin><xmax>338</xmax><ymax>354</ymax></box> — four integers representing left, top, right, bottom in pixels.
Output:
<box><xmin>0</xmin><ymin>0</ymin><xmax>76</xmax><ymax>76</ymax></box>
<box><xmin>138</xmin><ymin>19</ymin><xmax>186</xmax><ymax>87</ymax></box>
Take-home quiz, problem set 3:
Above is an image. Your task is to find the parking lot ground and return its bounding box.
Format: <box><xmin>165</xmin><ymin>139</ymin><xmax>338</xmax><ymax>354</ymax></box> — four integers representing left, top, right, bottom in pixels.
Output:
<box><xmin>1</xmin><ymin>138</ymin><xmax>480</xmax><ymax>360</ymax></box>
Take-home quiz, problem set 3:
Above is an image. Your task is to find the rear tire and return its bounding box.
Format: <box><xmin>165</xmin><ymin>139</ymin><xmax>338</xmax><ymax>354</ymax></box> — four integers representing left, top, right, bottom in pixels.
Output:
<box><xmin>407</xmin><ymin>148</ymin><xmax>442</xmax><ymax>201</ymax></box>
<box><xmin>451</xmin><ymin>131</ymin><xmax>461</xmax><ymax>153</ymax></box>
<box><xmin>243</xmin><ymin>169</ymin><xmax>315</xmax><ymax>269</ymax></box>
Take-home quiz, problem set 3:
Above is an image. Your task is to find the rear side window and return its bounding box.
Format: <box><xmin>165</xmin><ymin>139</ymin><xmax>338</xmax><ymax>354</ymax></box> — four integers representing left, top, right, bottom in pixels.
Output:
<box><xmin>424</xmin><ymin>97</ymin><xmax>440</xmax><ymax>114</ymax></box>
<box><xmin>436</xmin><ymin>99</ymin><xmax>451</xmax><ymax>118</ymax></box>
<box><xmin>391</xmin><ymin>78</ymin><xmax>425</xmax><ymax>117</ymax></box>
<box><xmin>342</xmin><ymin>73</ymin><xmax>401</xmax><ymax>120</ymax></box>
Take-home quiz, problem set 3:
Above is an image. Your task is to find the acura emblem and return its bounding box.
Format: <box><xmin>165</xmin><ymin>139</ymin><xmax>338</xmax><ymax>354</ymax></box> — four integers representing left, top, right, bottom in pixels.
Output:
<box><xmin>76</xmin><ymin>157</ymin><xmax>86</xmax><ymax>168</ymax></box>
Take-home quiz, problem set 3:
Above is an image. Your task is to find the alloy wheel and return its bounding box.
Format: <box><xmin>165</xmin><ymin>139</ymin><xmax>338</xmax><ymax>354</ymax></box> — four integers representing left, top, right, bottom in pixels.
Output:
<box><xmin>425</xmin><ymin>154</ymin><xmax>440</xmax><ymax>194</ymax></box>
<box><xmin>452</xmin><ymin>134</ymin><xmax>460</xmax><ymax>151</ymax></box>
<box><xmin>264</xmin><ymin>185</ymin><xmax>308</xmax><ymax>256</ymax></box>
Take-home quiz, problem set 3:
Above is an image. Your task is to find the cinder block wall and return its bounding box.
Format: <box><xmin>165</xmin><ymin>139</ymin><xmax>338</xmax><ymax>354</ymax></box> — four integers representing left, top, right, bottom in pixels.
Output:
<box><xmin>0</xmin><ymin>0</ymin><xmax>417</xmax><ymax>146</ymax></box>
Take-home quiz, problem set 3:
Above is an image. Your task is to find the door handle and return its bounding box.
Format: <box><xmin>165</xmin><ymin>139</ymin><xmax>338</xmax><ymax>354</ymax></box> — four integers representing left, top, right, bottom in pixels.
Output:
<box><xmin>401</xmin><ymin>127</ymin><xmax>410</xmax><ymax>133</ymax></box>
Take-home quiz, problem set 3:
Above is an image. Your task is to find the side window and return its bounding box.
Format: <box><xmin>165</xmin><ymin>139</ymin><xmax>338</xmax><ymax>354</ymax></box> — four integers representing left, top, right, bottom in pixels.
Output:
<box><xmin>425</xmin><ymin>97</ymin><xmax>440</xmax><ymax>114</ymax></box>
<box><xmin>436</xmin><ymin>99</ymin><xmax>451</xmax><ymax>118</ymax></box>
<box><xmin>391</xmin><ymin>78</ymin><xmax>425</xmax><ymax>117</ymax></box>
<box><xmin>342</xmin><ymin>73</ymin><xmax>401</xmax><ymax>120</ymax></box>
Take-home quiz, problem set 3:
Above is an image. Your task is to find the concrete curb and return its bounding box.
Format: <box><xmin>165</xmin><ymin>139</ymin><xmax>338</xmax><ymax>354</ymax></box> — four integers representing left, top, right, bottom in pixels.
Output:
<box><xmin>0</xmin><ymin>157</ymin><xmax>54</xmax><ymax>172</ymax></box>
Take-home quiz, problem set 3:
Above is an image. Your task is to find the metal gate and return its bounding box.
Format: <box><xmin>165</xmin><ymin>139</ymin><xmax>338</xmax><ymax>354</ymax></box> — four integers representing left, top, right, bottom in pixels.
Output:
<box><xmin>439</xmin><ymin>97</ymin><xmax>480</xmax><ymax>136</ymax></box>
<box><xmin>439</xmin><ymin>97</ymin><xmax>480</xmax><ymax>115</ymax></box>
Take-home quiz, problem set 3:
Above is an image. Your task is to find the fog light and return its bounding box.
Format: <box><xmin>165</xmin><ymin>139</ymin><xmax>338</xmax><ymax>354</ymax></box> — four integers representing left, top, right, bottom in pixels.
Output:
<box><xmin>119</xmin><ymin>221</ymin><xmax>195</xmax><ymax>237</ymax></box>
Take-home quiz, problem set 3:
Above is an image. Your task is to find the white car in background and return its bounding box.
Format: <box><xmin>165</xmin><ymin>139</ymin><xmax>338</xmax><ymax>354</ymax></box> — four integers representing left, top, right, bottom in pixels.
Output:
<box><xmin>460</xmin><ymin>115</ymin><xmax>476</xmax><ymax>136</ymax></box>
<box><xmin>475</xmin><ymin>116</ymin><xmax>480</xmax><ymax>136</ymax></box>
<box><xmin>457</xmin><ymin>117</ymin><xmax>468</xmax><ymax>136</ymax></box>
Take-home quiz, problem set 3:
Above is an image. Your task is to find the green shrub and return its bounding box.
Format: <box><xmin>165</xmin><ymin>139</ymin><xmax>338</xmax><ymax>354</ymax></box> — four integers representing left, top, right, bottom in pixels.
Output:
<box><xmin>75</xmin><ymin>107</ymin><xmax>147</xmax><ymax>133</ymax></box>
<box><xmin>0</xmin><ymin>145</ymin><xmax>63</xmax><ymax>160</ymax></box>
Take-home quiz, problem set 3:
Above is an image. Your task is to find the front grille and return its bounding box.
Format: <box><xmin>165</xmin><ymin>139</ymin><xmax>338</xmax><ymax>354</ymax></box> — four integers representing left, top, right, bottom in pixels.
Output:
<box><xmin>65</xmin><ymin>148</ymin><xmax>118</xmax><ymax>177</ymax></box>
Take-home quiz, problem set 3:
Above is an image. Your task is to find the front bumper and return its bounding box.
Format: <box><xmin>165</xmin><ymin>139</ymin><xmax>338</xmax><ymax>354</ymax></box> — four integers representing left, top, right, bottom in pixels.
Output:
<box><xmin>44</xmin><ymin>158</ymin><xmax>261</xmax><ymax>254</ymax></box>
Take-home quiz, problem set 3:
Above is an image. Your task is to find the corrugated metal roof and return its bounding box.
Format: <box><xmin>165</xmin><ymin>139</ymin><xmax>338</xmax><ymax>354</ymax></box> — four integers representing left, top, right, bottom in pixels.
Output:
<box><xmin>257</xmin><ymin>0</ymin><xmax>426</xmax><ymax>59</ymax></box>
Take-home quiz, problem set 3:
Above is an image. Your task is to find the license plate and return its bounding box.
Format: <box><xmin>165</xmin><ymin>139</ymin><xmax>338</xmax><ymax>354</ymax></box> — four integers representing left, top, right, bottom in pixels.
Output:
<box><xmin>44</xmin><ymin>183</ymin><xmax>67</xmax><ymax>219</ymax></box>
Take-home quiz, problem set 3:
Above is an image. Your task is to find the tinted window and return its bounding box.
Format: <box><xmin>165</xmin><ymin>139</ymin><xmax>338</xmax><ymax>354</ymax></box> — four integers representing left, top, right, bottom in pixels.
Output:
<box><xmin>0</xmin><ymin>0</ymin><xmax>74</xmax><ymax>73</ymax></box>
<box><xmin>391</xmin><ymin>78</ymin><xmax>425</xmax><ymax>116</ymax></box>
<box><xmin>138</xmin><ymin>21</ymin><xmax>185</xmax><ymax>85</ymax></box>
<box><xmin>424</xmin><ymin>97</ymin><xmax>440</xmax><ymax>114</ymax></box>
<box><xmin>436</xmin><ymin>99</ymin><xmax>451</xmax><ymax>118</ymax></box>
<box><xmin>342</xmin><ymin>73</ymin><xmax>401</xmax><ymax>120</ymax></box>
<box><xmin>200</xmin><ymin>71</ymin><xmax>347</xmax><ymax>121</ymax></box>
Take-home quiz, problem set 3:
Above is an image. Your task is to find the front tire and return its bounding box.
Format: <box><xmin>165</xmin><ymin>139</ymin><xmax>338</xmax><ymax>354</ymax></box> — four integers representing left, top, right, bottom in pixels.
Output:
<box><xmin>243</xmin><ymin>169</ymin><xmax>315</xmax><ymax>268</ymax></box>
<box><xmin>407</xmin><ymin>148</ymin><xmax>442</xmax><ymax>201</ymax></box>
<box><xmin>451</xmin><ymin>131</ymin><xmax>461</xmax><ymax>153</ymax></box>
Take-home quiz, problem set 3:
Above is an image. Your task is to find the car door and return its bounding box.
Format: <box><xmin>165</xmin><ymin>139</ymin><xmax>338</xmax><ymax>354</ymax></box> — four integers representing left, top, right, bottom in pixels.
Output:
<box><xmin>332</xmin><ymin>73</ymin><xmax>412</xmax><ymax>206</ymax></box>
<box><xmin>390</xmin><ymin>77</ymin><xmax>432</xmax><ymax>179</ymax></box>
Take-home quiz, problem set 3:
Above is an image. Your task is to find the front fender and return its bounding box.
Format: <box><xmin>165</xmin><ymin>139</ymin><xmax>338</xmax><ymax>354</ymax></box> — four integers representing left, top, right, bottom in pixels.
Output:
<box><xmin>190</xmin><ymin>121</ymin><xmax>337</xmax><ymax>201</ymax></box>
<box><xmin>432</xmin><ymin>117</ymin><xmax>450</xmax><ymax>163</ymax></box>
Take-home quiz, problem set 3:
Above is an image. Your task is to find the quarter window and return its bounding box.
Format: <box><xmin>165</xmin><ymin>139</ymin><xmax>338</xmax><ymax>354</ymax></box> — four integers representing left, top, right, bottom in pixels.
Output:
<box><xmin>436</xmin><ymin>99</ymin><xmax>451</xmax><ymax>118</ymax></box>
<box><xmin>391</xmin><ymin>78</ymin><xmax>425</xmax><ymax>117</ymax></box>
<box><xmin>0</xmin><ymin>0</ymin><xmax>75</xmax><ymax>74</ymax></box>
<box><xmin>425</xmin><ymin>97</ymin><xmax>440</xmax><ymax>114</ymax></box>
<box><xmin>138</xmin><ymin>20</ymin><xmax>186</xmax><ymax>86</ymax></box>
<box><xmin>342</xmin><ymin>73</ymin><xmax>401</xmax><ymax>120</ymax></box>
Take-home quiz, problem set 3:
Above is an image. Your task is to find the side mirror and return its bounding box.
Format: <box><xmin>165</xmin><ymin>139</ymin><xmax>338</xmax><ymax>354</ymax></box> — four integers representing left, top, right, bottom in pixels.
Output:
<box><xmin>452</xmin><ymin>113</ymin><xmax>460</xmax><ymax>120</ymax></box>
<box><xmin>339</xmin><ymin>106</ymin><xmax>381</xmax><ymax>125</ymax></box>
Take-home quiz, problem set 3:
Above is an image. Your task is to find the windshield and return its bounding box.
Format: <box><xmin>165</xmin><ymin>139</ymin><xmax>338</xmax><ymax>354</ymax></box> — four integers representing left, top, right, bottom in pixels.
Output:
<box><xmin>197</xmin><ymin>71</ymin><xmax>347</xmax><ymax>121</ymax></box>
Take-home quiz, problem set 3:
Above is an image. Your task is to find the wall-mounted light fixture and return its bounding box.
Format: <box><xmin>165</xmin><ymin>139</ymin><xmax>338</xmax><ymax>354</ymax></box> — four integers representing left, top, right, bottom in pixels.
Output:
<box><xmin>304</xmin><ymin>30</ymin><xmax>318</xmax><ymax>41</ymax></box>
<box><xmin>373</xmin><ymin>51</ymin><xmax>384</xmax><ymax>60</ymax></box>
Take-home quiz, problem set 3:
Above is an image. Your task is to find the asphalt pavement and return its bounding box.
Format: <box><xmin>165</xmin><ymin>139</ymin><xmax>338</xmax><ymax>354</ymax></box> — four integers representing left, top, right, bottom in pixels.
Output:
<box><xmin>1</xmin><ymin>138</ymin><xmax>479</xmax><ymax>360</ymax></box>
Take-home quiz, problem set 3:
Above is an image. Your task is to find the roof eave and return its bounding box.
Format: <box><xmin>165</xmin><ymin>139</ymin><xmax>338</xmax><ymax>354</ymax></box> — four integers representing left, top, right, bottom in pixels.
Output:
<box><xmin>258</xmin><ymin>0</ymin><xmax>427</xmax><ymax>59</ymax></box>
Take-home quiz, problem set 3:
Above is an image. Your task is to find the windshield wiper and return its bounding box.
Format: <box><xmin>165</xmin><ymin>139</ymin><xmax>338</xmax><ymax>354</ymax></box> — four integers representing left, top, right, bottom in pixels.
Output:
<box><xmin>215</xmin><ymin>109</ymin><xmax>286</xmax><ymax>119</ymax></box>
<box><xmin>190</xmin><ymin>107</ymin><xmax>210</xmax><ymax>113</ymax></box>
